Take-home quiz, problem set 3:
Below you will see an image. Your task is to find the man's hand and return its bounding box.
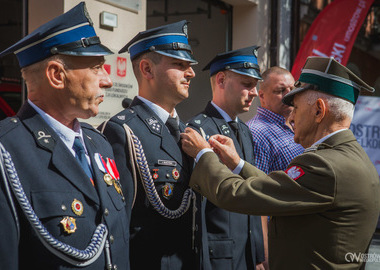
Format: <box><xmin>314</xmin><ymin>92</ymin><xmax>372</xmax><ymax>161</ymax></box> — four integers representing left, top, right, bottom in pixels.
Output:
<box><xmin>181</xmin><ymin>127</ymin><xmax>211</xmax><ymax>158</ymax></box>
<box><xmin>209</xmin><ymin>134</ymin><xmax>241</xmax><ymax>171</ymax></box>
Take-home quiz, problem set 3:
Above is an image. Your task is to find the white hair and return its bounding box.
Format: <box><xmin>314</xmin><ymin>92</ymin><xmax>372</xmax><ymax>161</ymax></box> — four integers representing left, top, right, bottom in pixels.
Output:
<box><xmin>305</xmin><ymin>90</ymin><xmax>354</xmax><ymax>121</ymax></box>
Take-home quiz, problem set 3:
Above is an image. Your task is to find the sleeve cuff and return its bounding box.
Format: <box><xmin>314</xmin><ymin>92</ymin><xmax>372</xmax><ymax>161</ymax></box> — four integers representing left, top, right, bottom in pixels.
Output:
<box><xmin>195</xmin><ymin>148</ymin><xmax>213</xmax><ymax>163</ymax></box>
<box><xmin>232</xmin><ymin>159</ymin><xmax>245</xmax><ymax>174</ymax></box>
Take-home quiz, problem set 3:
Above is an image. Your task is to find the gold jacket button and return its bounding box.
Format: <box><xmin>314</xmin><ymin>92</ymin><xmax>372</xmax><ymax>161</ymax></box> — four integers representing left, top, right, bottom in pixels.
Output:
<box><xmin>104</xmin><ymin>208</ymin><xmax>109</xmax><ymax>216</ymax></box>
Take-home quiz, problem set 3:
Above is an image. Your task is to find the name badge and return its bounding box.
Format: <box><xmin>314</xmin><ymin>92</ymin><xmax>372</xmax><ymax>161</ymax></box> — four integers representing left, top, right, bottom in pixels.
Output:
<box><xmin>158</xmin><ymin>160</ymin><xmax>177</xmax><ymax>167</ymax></box>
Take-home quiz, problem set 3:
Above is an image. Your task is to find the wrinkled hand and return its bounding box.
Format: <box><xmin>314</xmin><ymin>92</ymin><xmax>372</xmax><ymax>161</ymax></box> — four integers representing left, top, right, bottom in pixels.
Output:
<box><xmin>181</xmin><ymin>127</ymin><xmax>211</xmax><ymax>158</ymax></box>
<box><xmin>208</xmin><ymin>134</ymin><xmax>241</xmax><ymax>170</ymax></box>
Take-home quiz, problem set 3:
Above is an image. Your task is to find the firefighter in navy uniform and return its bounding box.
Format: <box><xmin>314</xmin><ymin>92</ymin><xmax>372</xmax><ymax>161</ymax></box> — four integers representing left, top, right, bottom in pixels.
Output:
<box><xmin>99</xmin><ymin>21</ymin><xmax>207</xmax><ymax>270</ymax></box>
<box><xmin>187</xmin><ymin>47</ymin><xmax>265</xmax><ymax>270</ymax></box>
<box><xmin>0</xmin><ymin>2</ymin><xmax>130</xmax><ymax>270</ymax></box>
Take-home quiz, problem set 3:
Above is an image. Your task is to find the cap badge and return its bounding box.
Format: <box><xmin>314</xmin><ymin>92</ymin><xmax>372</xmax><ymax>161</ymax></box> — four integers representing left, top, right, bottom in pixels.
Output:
<box><xmin>60</xmin><ymin>216</ymin><xmax>77</xmax><ymax>234</ymax></box>
<box><xmin>183</xmin><ymin>24</ymin><xmax>188</xmax><ymax>37</ymax></box>
<box><xmin>71</xmin><ymin>199</ymin><xmax>83</xmax><ymax>216</ymax></box>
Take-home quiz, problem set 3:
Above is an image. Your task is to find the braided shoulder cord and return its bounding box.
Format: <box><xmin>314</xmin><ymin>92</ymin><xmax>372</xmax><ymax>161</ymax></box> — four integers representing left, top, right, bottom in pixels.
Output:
<box><xmin>0</xmin><ymin>143</ymin><xmax>109</xmax><ymax>267</ymax></box>
<box><xmin>123</xmin><ymin>124</ymin><xmax>194</xmax><ymax>219</ymax></box>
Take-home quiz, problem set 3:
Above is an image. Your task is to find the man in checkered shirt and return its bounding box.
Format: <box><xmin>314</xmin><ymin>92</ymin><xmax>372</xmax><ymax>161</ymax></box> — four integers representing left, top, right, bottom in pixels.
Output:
<box><xmin>246</xmin><ymin>67</ymin><xmax>303</xmax><ymax>269</ymax></box>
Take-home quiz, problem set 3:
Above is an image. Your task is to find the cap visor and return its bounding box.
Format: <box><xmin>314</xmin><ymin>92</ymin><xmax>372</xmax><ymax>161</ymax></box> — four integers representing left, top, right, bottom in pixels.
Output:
<box><xmin>156</xmin><ymin>50</ymin><xmax>198</xmax><ymax>64</ymax></box>
<box><xmin>231</xmin><ymin>68</ymin><xmax>262</xmax><ymax>80</ymax></box>
<box><xmin>58</xmin><ymin>44</ymin><xmax>114</xmax><ymax>56</ymax></box>
<box><xmin>282</xmin><ymin>85</ymin><xmax>312</xmax><ymax>106</ymax></box>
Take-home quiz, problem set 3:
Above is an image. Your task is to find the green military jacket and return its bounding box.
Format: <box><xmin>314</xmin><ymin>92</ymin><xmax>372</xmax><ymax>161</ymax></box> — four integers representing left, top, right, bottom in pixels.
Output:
<box><xmin>190</xmin><ymin>129</ymin><xmax>380</xmax><ymax>270</ymax></box>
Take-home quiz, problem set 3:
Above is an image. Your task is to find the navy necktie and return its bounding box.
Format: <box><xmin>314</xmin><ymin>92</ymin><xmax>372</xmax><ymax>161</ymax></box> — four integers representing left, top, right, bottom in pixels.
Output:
<box><xmin>166</xmin><ymin>116</ymin><xmax>181</xmax><ymax>143</ymax></box>
<box><xmin>228</xmin><ymin>121</ymin><xmax>242</xmax><ymax>149</ymax></box>
<box><xmin>73</xmin><ymin>137</ymin><xmax>94</xmax><ymax>182</ymax></box>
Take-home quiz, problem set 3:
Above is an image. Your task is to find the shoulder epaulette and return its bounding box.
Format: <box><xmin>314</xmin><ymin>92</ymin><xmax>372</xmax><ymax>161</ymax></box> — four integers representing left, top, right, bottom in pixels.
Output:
<box><xmin>304</xmin><ymin>145</ymin><xmax>318</xmax><ymax>153</ymax></box>
<box><xmin>0</xmin><ymin>117</ymin><xmax>21</xmax><ymax>138</ymax></box>
<box><xmin>110</xmin><ymin>108</ymin><xmax>137</xmax><ymax>125</ymax></box>
<box><xmin>81</xmin><ymin>122</ymin><xmax>107</xmax><ymax>139</ymax></box>
<box><xmin>187</xmin><ymin>113</ymin><xmax>209</xmax><ymax>128</ymax></box>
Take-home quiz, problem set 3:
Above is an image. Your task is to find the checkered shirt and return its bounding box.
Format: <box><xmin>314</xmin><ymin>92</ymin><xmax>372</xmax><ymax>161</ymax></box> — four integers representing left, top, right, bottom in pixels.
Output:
<box><xmin>246</xmin><ymin>107</ymin><xmax>304</xmax><ymax>174</ymax></box>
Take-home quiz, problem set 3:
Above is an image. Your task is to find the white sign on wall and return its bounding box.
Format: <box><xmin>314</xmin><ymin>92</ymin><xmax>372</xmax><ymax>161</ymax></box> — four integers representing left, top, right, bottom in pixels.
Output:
<box><xmin>83</xmin><ymin>52</ymin><xmax>138</xmax><ymax>127</ymax></box>
<box><xmin>350</xmin><ymin>96</ymin><xmax>380</xmax><ymax>179</ymax></box>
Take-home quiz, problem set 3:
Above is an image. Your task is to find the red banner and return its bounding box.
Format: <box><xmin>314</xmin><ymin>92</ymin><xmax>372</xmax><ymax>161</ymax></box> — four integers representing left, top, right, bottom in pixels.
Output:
<box><xmin>291</xmin><ymin>0</ymin><xmax>374</xmax><ymax>80</ymax></box>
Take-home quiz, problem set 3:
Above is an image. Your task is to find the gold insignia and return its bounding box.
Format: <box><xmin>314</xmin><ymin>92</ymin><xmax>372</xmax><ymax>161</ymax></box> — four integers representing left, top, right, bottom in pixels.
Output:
<box><xmin>172</xmin><ymin>168</ymin><xmax>180</xmax><ymax>180</ymax></box>
<box><xmin>60</xmin><ymin>216</ymin><xmax>77</xmax><ymax>234</ymax></box>
<box><xmin>163</xmin><ymin>183</ymin><xmax>174</xmax><ymax>199</ymax></box>
<box><xmin>71</xmin><ymin>199</ymin><xmax>83</xmax><ymax>216</ymax></box>
<box><xmin>113</xmin><ymin>180</ymin><xmax>123</xmax><ymax>197</ymax></box>
<box><xmin>103</xmin><ymin>173</ymin><xmax>113</xmax><ymax>186</ymax></box>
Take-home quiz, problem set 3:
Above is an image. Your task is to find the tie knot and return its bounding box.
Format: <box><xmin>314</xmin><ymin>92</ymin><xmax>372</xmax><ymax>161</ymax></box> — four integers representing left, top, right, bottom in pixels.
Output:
<box><xmin>166</xmin><ymin>116</ymin><xmax>180</xmax><ymax>143</ymax></box>
<box><xmin>228</xmin><ymin>121</ymin><xmax>239</xmax><ymax>132</ymax></box>
<box><xmin>73</xmin><ymin>137</ymin><xmax>85</xmax><ymax>153</ymax></box>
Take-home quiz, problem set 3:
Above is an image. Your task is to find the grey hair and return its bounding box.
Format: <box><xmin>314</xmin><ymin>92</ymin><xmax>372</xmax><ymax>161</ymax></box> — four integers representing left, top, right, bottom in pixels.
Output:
<box><xmin>305</xmin><ymin>90</ymin><xmax>354</xmax><ymax>121</ymax></box>
<box><xmin>21</xmin><ymin>55</ymin><xmax>70</xmax><ymax>81</ymax></box>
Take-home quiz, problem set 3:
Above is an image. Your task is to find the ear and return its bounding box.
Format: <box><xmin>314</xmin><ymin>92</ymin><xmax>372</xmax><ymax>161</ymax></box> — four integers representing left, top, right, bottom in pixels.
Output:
<box><xmin>46</xmin><ymin>60</ymin><xmax>65</xmax><ymax>90</ymax></box>
<box><xmin>215</xmin><ymin>71</ymin><xmax>226</xmax><ymax>89</ymax></box>
<box><xmin>140</xmin><ymin>58</ymin><xmax>154</xmax><ymax>80</ymax></box>
<box><xmin>315</xmin><ymin>98</ymin><xmax>326</xmax><ymax>123</ymax></box>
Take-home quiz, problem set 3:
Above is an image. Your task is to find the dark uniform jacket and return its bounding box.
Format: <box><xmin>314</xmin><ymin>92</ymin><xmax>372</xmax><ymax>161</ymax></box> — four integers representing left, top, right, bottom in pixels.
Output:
<box><xmin>0</xmin><ymin>103</ymin><xmax>130</xmax><ymax>269</ymax></box>
<box><xmin>190</xmin><ymin>129</ymin><xmax>380</xmax><ymax>270</ymax></box>
<box><xmin>188</xmin><ymin>102</ymin><xmax>264</xmax><ymax>270</ymax></box>
<box><xmin>100</xmin><ymin>97</ymin><xmax>202</xmax><ymax>270</ymax></box>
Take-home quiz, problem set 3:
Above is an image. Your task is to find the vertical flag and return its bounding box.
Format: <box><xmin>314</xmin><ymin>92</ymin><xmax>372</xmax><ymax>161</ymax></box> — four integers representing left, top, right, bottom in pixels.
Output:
<box><xmin>291</xmin><ymin>0</ymin><xmax>374</xmax><ymax>80</ymax></box>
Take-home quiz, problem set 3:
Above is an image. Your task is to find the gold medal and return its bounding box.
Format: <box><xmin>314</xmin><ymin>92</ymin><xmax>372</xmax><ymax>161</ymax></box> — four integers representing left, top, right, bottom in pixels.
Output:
<box><xmin>172</xmin><ymin>168</ymin><xmax>180</xmax><ymax>180</ymax></box>
<box><xmin>60</xmin><ymin>216</ymin><xmax>77</xmax><ymax>234</ymax></box>
<box><xmin>103</xmin><ymin>173</ymin><xmax>113</xmax><ymax>185</ymax></box>
<box><xmin>113</xmin><ymin>180</ymin><xmax>123</xmax><ymax>196</ymax></box>
<box><xmin>71</xmin><ymin>199</ymin><xmax>83</xmax><ymax>216</ymax></box>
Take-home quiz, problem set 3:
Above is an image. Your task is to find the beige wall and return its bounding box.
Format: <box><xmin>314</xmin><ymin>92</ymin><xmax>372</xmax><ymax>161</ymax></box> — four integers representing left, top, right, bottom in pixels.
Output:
<box><xmin>64</xmin><ymin>0</ymin><xmax>146</xmax><ymax>52</ymax></box>
<box><xmin>28</xmin><ymin>0</ymin><xmax>64</xmax><ymax>33</ymax></box>
<box><xmin>227</xmin><ymin>0</ymin><xmax>270</xmax><ymax>122</ymax></box>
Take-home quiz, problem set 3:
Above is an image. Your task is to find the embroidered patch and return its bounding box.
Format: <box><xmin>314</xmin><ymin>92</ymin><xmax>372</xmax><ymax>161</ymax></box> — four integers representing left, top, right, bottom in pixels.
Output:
<box><xmin>145</xmin><ymin>116</ymin><xmax>162</xmax><ymax>133</ymax></box>
<box><xmin>285</xmin><ymin>166</ymin><xmax>305</xmax><ymax>181</ymax></box>
<box><xmin>220</xmin><ymin>124</ymin><xmax>230</xmax><ymax>136</ymax></box>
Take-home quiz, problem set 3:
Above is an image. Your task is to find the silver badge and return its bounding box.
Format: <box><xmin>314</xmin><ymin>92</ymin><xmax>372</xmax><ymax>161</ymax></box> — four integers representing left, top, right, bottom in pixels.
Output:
<box><xmin>183</xmin><ymin>23</ymin><xmax>188</xmax><ymax>37</ymax></box>
<box><xmin>117</xmin><ymin>115</ymin><xmax>126</xmax><ymax>120</ymax></box>
<box><xmin>253</xmin><ymin>48</ymin><xmax>258</xmax><ymax>58</ymax></box>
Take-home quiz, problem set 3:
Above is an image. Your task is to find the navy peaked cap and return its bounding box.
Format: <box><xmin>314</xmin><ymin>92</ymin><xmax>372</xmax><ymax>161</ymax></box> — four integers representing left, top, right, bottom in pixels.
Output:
<box><xmin>119</xmin><ymin>20</ymin><xmax>197</xmax><ymax>64</ymax></box>
<box><xmin>0</xmin><ymin>2</ymin><xmax>113</xmax><ymax>68</ymax></box>
<box><xmin>203</xmin><ymin>46</ymin><xmax>262</xmax><ymax>79</ymax></box>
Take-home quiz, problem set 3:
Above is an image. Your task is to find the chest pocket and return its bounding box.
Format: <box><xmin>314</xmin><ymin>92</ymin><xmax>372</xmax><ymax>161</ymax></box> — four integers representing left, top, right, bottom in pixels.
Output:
<box><xmin>149</xmin><ymin>161</ymin><xmax>181</xmax><ymax>183</ymax></box>
<box><xmin>30</xmin><ymin>191</ymin><xmax>90</xmax><ymax>244</ymax></box>
<box><xmin>31</xmin><ymin>191</ymin><xmax>87</xmax><ymax>219</ymax></box>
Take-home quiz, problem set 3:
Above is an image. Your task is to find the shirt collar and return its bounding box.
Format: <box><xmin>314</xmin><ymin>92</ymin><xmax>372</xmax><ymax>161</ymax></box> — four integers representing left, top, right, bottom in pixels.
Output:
<box><xmin>311</xmin><ymin>129</ymin><xmax>348</xmax><ymax>147</ymax></box>
<box><xmin>211</xmin><ymin>101</ymin><xmax>238</xmax><ymax>123</ymax></box>
<box><xmin>257</xmin><ymin>106</ymin><xmax>287</xmax><ymax>126</ymax></box>
<box><xmin>138</xmin><ymin>96</ymin><xmax>178</xmax><ymax>124</ymax></box>
<box><xmin>28</xmin><ymin>100</ymin><xmax>84</xmax><ymax>151</ymax></box>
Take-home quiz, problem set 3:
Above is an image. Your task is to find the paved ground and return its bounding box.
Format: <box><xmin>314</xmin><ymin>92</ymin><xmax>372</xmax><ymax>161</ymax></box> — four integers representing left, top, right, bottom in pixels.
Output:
<box><xmin>365</xmin><ymin>232</ymin><xmax>380</xmax><ymax>269</ymax></box>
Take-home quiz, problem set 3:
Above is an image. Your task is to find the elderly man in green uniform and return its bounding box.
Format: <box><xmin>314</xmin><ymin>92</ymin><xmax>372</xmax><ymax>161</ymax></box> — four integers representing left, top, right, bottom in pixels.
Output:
<box><xmin>181</xmin><ymin>56</ymin><xmax>380</xmax><ymax>270</ymax></box>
